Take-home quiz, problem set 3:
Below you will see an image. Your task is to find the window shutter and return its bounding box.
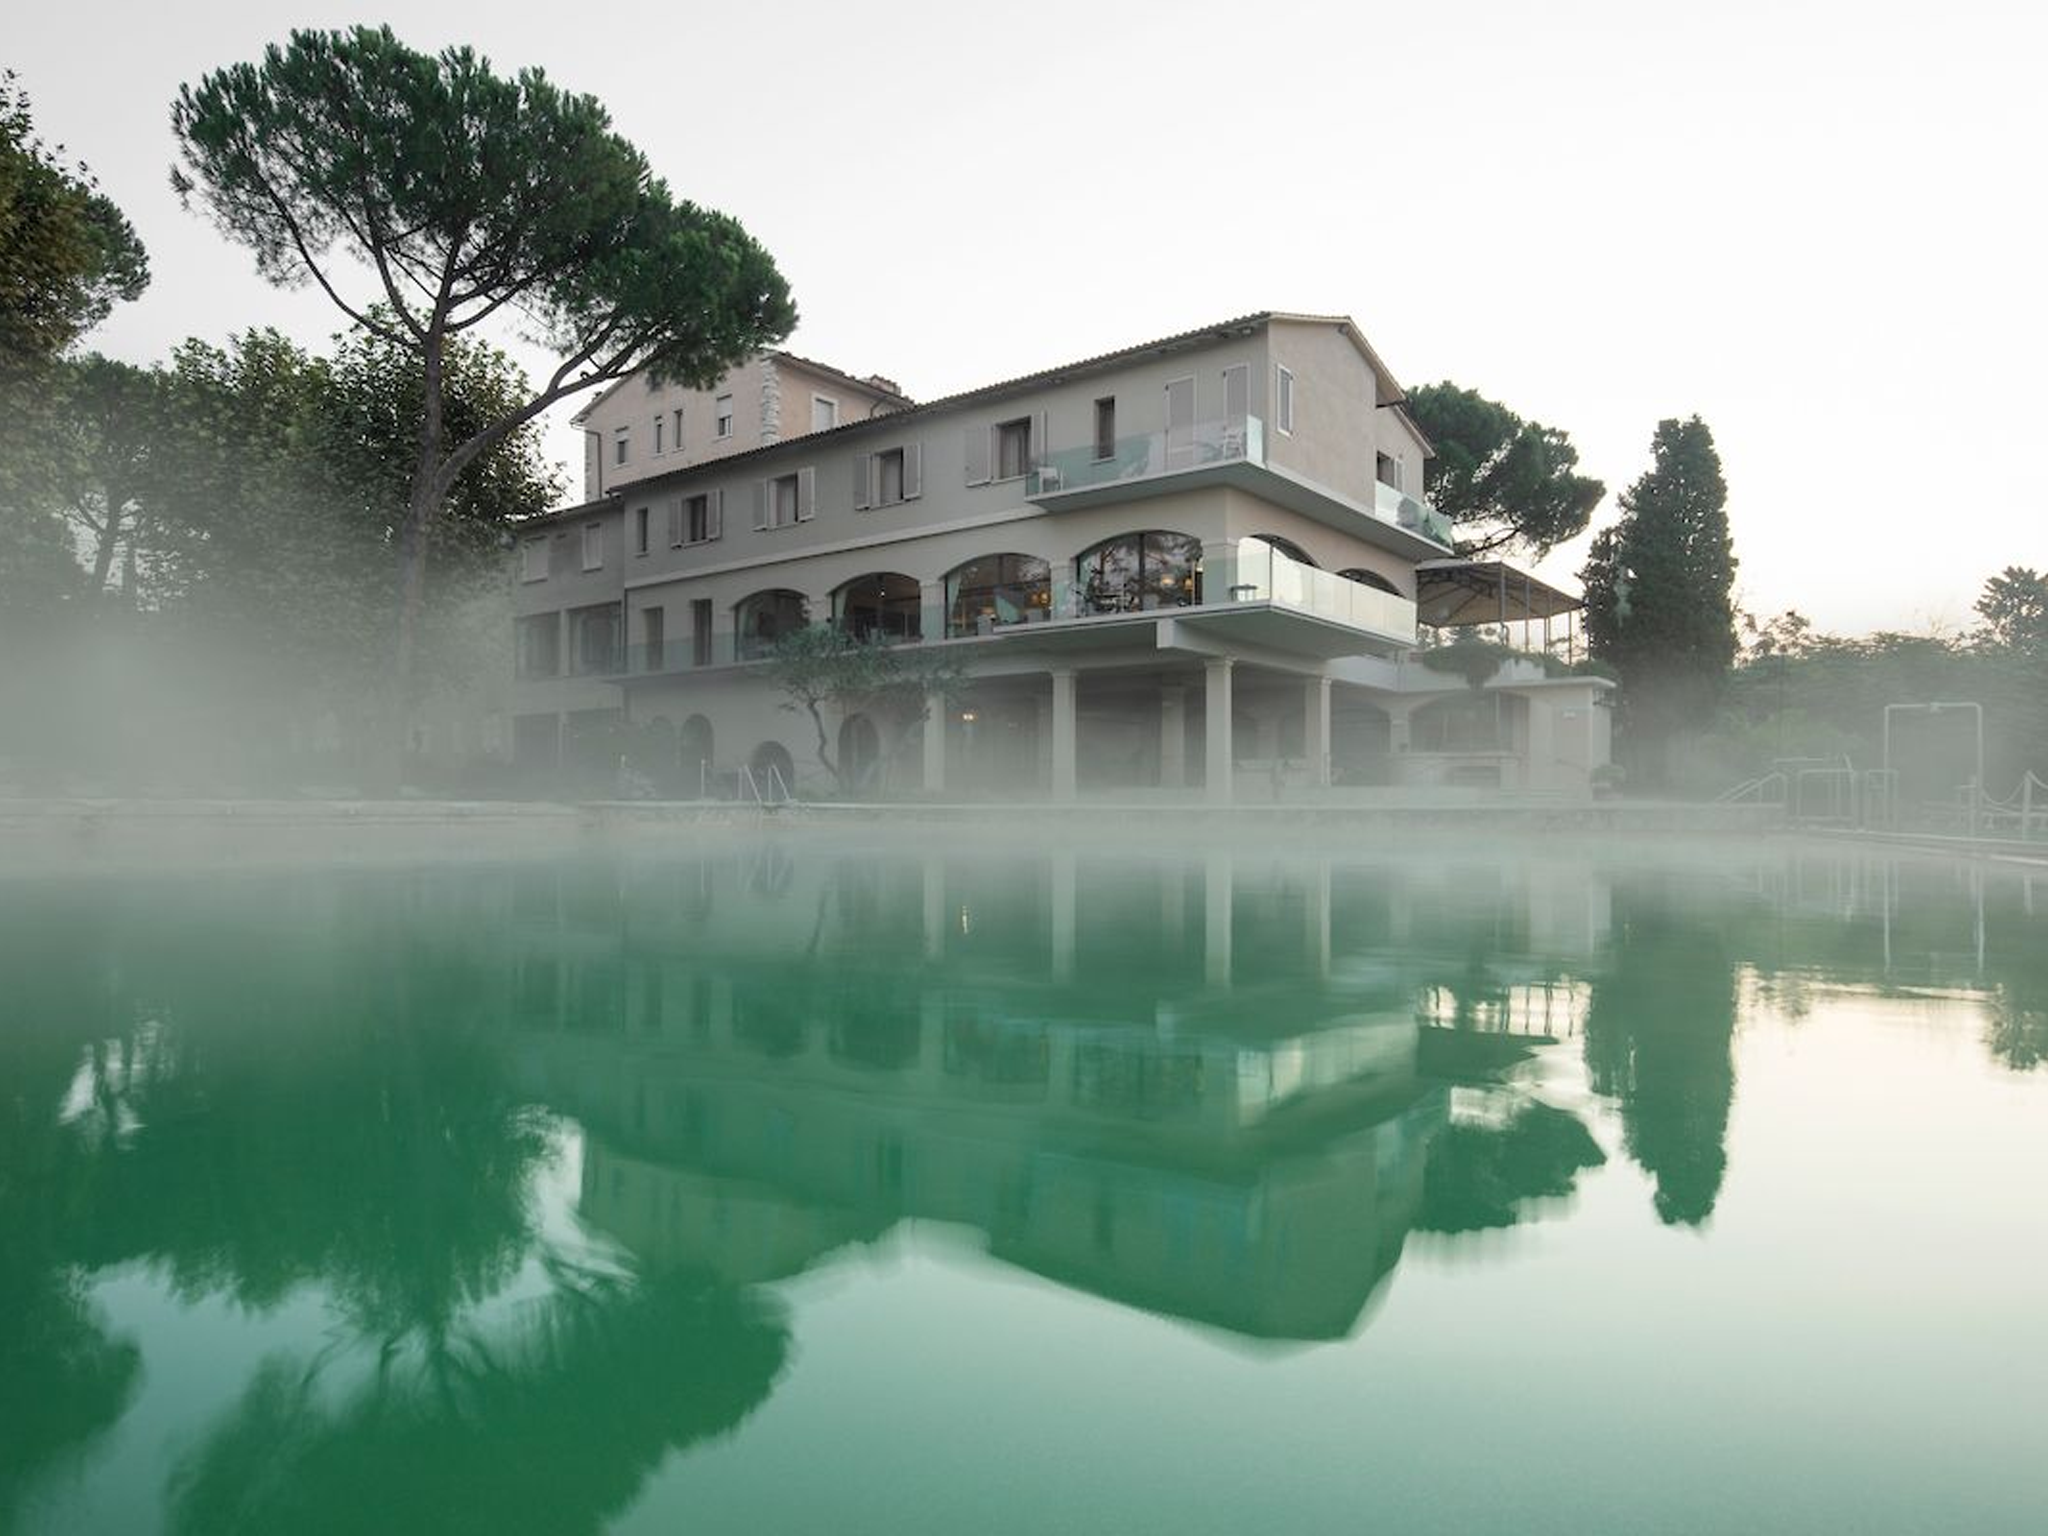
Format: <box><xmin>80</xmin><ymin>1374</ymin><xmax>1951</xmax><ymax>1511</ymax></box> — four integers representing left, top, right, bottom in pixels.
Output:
<box><xmin>1031</xmin><ymin>410</ymin><xmax>1049</xmax><ymax>470</ymax></box>
<box><xmin>796</xmin><ymin>466</ymin><xmax>816</xmax><ymax>521</ymax></box>
<box><xmin>965</xmin><ymin>425</ymin><xmax>991</xmax><ymax>486</ymax></box>
<box><xmin>752</xmin><ymin>480</ymin><xmax>769</xmax><ymax>531</ymax></box>
<box><xmin>903</xmin><ymin>442</ymin><xmax>923</xmax><ymax>500</ymax></box>
<box><xmin>667</xmin><ymin>497</ymin><xmax>683</xmax><ymax>546</ymax></box>
<box><xmin>853</xmin><ymin>454</ymin><xmax>872</xmax><ymax>511</ymax></box>
<box><xmin>708</xmin><ymin>488</ymin><xmax>724</xmax><ymax>540</ymax></box>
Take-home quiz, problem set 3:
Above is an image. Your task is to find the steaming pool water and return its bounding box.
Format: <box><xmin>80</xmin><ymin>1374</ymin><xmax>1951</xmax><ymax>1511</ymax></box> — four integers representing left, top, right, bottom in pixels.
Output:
<box><xmin>3</xmin><ymin>835</ymin><xmax>2045</xmax><ymax>1535</ymax></box>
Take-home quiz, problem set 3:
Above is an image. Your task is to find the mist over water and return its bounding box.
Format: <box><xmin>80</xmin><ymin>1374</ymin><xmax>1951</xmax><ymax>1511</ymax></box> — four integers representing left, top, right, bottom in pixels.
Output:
<box><xmin>2</xmin><ymin>833</ymin><xmax>2044</xmax><ymax>1535</ymax></box>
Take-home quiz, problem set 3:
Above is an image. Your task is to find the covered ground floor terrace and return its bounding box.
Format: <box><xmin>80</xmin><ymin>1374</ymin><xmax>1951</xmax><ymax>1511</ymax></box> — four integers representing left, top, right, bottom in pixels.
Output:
<box><xmin>907</xmin><ymin>657</ymin><xmax>1590</xmax><ymax>804</ymax></box>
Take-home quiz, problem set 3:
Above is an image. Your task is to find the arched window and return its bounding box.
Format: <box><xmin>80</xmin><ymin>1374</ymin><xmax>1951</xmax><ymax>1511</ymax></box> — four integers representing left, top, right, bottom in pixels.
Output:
<box><xmin>1075</xmin><ymin>531</ymin><xmax>1202</xmax><ymax>614</ymax></box>
<box><xmin>945</xmin><ymin>554</ymin><xmax>1050</xmax><ymax>636</ymax></box>
<box><xmin>734</xmin><ymin>590</ymin><xmax>808</xmax><ymax>659</ymax></box>
<box><xmin>1338</xmin><ymin>567</ymin><xmax>1401</xmax><ymax>595</ymax></box>
<box><xmin>833</xmin><ymin>572</ymin><xmax>921</xmax><ymax>641</ymax></box>
<box><xmin>1253</xmin><ymin>534</ymin><xmax>1318</xmax><ymax>567</ymax></box>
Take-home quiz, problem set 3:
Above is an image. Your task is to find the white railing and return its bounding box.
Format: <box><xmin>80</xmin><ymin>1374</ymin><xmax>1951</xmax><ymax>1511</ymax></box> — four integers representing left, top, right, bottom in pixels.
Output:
<box><xmin>1232</xmin><ymin>539</ymin><xmax>1418</xmax><ymax>644</ymax></box>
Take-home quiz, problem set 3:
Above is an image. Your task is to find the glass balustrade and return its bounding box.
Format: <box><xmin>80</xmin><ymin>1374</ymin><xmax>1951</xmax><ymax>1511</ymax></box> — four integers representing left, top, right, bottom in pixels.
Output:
<box><xmin>1031</xmin><ymin>416</ymin><xmax>1265</xmax><ymax>497</ymax></box>
<box><xmin>1231</xmin><ymin>538</ymin><xmax>1418</xmax><ymax>643</ymax></box>
<box><xmin>1374</xmin><ymin>481</ymin><xmax>1455</xmax><ymax>547</ymax></box>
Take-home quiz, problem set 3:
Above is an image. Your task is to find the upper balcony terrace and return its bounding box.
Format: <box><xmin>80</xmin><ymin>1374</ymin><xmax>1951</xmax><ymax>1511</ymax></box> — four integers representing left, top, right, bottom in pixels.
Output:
<box><xmin>606</xmin><ymin>536</ymin><xmax>1419</xmax><ymax>679</ymax></box>
<box><xmin>1027</xmin><ymin>415</ymin><xmax>1456</xmax><ymax>556</ymax></box>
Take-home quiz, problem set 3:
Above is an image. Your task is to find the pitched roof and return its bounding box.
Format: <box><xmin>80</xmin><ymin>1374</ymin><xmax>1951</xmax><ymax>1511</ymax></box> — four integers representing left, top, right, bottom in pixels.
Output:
<box><xmin>567</xmin><ymin>348</ymin><xmax>912</xmax><ymax>427</ymax></box>
<box><xmin>553</xmin><ymin>310</ymin><xmax>1433</xmax><ymax>505</ymax></box>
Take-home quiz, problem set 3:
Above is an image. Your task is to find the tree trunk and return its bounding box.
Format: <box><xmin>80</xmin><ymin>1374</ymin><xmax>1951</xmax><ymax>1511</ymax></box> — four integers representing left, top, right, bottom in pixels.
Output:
<box><xmin>804</xmin><ymin>698</ymin><xmax>841</xmax><ymax>794</ymax></box>
<box><xmin>371</xmin><ymin>479</ymin><xmax>436</xmax><ymax>797</ymax></box>
<box><xmin>374</xmin><ymin>322</ymin><xmax>452</xmax><ymax>799</ymax></box>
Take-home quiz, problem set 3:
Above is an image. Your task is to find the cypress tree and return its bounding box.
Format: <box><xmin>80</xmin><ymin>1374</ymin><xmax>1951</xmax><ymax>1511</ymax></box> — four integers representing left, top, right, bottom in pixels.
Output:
<box><xmin>1580</xmin><ymin>417</ymin><xmax>1737</xmax><ymax>788</ymax></box>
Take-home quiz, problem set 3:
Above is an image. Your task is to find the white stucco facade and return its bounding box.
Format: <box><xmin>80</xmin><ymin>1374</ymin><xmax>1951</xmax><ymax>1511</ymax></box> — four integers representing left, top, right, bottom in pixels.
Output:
<box><xmin>508</xmin><ymin>312</ymin><xmax>1613</xmax><ymax>801</ymax></box>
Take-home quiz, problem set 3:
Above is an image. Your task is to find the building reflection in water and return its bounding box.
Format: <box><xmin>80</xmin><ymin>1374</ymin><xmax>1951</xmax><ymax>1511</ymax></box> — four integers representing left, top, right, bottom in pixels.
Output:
<box><xmin>2</xmin><ymin>841</ymin><xmax>2043</xmax><ymax>1532</ymax></box>
<box><xmin>507</xmin><ymin>846</ymin><xmax>1618</xmax><ymax>1344</ymax></box>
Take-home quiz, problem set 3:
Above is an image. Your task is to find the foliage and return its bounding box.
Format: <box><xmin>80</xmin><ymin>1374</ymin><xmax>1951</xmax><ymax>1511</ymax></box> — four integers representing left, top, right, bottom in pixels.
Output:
<box><xmin>1415</xmin><ymin>634</ymin><xmax>1616</xmax><ymax>688</ymax></box>
<box><xmin>1672</xmin><ymin>584</ymin><xmax>2048</xmax><ymax>803</ymax></box>
<box><xmin>1405</xmin><ymin>382</ymin><xmax>1604</xmax><ymax>557</ymax></box>
<box><xmin>1973</xmin><ymin>565</ymin><xmax>2048</xmax><ymax>656</ymax></box>
<box><xmin>765</xmin><ymin>625</ymin><xmax>970</xmax><ymax>795</ymax></box>
<box><xmin>0</xmin><ymin>71</ymin><xmax>149</xmax><ymax>363</ymax></box>
<box><xmin>1415</xmin><ymin>634</ymin><xmax>1520</xmax><ymax>689</ymax></box>
<box><xmin>1580</xmin><ymin>416</ymin><xmax>1737</xmax><ymax>788</ymax></box>
<box><xmin>0</xmin><ymin>325</ymin><xmax>557</xmax><ymax>792</ymax></box>
<box><xmin>171</xmin><ymin>25</ymin><xmax>795</xmax><ymax>777</ymax></box>
<box><xmin>0</xmin><ymin>72</ymin><xmax>150</xmax><ymax>615</ymax></box>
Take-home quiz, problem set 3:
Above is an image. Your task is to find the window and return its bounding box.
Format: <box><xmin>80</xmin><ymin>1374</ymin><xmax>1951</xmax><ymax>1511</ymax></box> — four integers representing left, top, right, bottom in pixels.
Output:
<box><xmin>811</xmin><ymin>396</ymin><xmax>839</xmax><ymax>432</ymax></box>
<box><xmin>581</xmin><ymin>522</ymin><xmax>603</xmax><ymax>571</ymax></box>
<box><xmin>832</xmin><ymin>572</ymin><xmax>922</xmax><ymax>641</ymax></box>
<box><xmin>569</xmin><ymin>603</ymin><xmax>622</xmax><ymax>675</ymax></box>
<box><xmin>1340</xmin><ymin>567</ymin><xmax>1402</xmax><ymax>595</ymax></box>
<box><xmin>1075</xmin><ymin>530</ymin><xmax>1203</xmax><ymax>614</ymax></box>
<box><xmin>654</xmin><ymin>415</ymin><xmax>665</xmax><ymax>455</ymax></box>
<box><xmin>855</xmin><ymin>445</ymin><xmax>921</xmax><ymax>509</ymax></box>
<box><xmin>674</xmin><ymin>490</ymin><xmax>721</xmax><ymax>545</ymax></box>
<box><xmin>1253</xmin><ymin>534</ymin><xmax>1317</xmax><ymax>567</ymax></box>
<box><xmin>691</xmin><ymin>599</ymin><xmax>714</xmax><ymax>666</ymax></box>
<box><xmin>966</xmin><ymin>413</ymin><xmax>1042</xmax><ymax>487</ymax></box>
<box><xmin>520</xmin><ymin>537</ymin><xmax>548</xmax><ymax>582</ymax></box>
<box><xmin>673</xmin><ymin>407</ymin><xmax>685</xmax><ymax>445</ymax></box>
<box><xmin>754</xmin><ymin>469</ymin><xmax>814</xmax><ymax>529</ymax></box>
<box><xmin>614</xmin><ymin>428</ymin><xmax>630</xmax><ymax>465</ymax></box>
<box><xmin>1093</xmin><ymin>398</ymin><xmax>1116</xmax><ymax>461</ymax></box>
<box><xmin>641</xmin><ymin>607</ymin><xmax>665</xmax><ymax>670</ymax></box>
<box><xmin>1376</xmin><ymin>451</ymin><xmax>1402</xmax><ymax>490</ymax></box>
<box><xmin>944</xmin><ymin>553</ymin><xmax>1051</xmax><ymax>636</ymax></box>
<box><xmin>734</xmin><ymin>590</ymin><xmax>808</xmax><ymax>659</ymax></box>
<box><xmin>633</xmin><ymin>506</ymin><xmax>650</xmax><ymax>556</ymax></box>
<box><xmin>995</xmin><ymin>418</ymin><xmax>1032</xmax><ymax>480</ymax></box>
<box><xmin>515</xmin><ymin>613</ymin><xmax>560</xmax><ymax>678</ymax></box>
<box><xmin>1275</xmin><ymin>366</ymin><xmax>1295</xmax><ymax>434</ymax></box>
<box><xmin>715</xmin><ymin>394</ymin><xmax>734</xmax><ymax>438</ymax></box>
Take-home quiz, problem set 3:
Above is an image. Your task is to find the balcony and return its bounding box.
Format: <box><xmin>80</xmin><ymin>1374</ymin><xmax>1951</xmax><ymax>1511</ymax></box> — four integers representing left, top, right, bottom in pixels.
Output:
<box><xmin>1373</xmin><ymin>481</ymin><xmax>1456</xmax><ymax>548</ymax></box>
<box><xmin>1030</xmin><ymin>416</ymin><xmax>1265</xmax><ymax>499</ymax></box>
<box><xmin>1230</xmin><ymin>538</ymin><xmax>1418</xmax><ymax>645</ymax></box>
<box><xmin>1027</xmin><ymin>415</ymin><xmax>1453</xmax><ymax>557</ymax></box>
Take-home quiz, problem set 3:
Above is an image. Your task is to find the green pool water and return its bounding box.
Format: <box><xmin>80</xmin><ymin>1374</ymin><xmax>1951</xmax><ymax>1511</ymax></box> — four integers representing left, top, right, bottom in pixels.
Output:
<box><xmin>3</xmin><ymin>839</ymin><xmax>2045</xmax><ymax>1535</ymax></box>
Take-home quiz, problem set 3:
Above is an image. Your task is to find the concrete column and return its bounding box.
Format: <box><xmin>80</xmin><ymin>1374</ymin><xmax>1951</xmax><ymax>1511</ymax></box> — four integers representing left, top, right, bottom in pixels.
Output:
<box><xmin>1159</xmin><ymin>686</ymin><xmax>1187</xmax><ymax>790</ymax></box>
<box><xmin>922</xmin><ymin>691</ymin><xmax>946</xmax><ymax>795</ymax></box>
<box><xmin>922</xmin><ymin>851</ymin><xmax>945</xmax><ymax>960</ymax></box>
<box><xmin>1204</xmin><ymin>658</ymin><xmax>1235</xmax><ymax>805</ymax></box>
<box><xmin>1305</xmin><ymin>858</ymin><xmax>1331</xmax><ymax>979</ymax></box>
<box><xmin>1204</xmin><ymin>848</ymin><xmax>1234</xmax><ymax>987</ymax></box>
<box><xmin>1050</xmin><ymin>668</ymin><xmax>1078</xmax><ymax>803</ymax></box>
<box><xmin>1304</xmin><ymin>676</ymin><xmax>1332</xmax><ymax>787</ymax></box>
<box><xmin>918</xmin><ymin>579</ymin><xmax>947</xmax><ymax>643</ymax></box>
<box><xmin>1050</xmin><ymin>849</ymin><xmax>1077</xmax><ymax>981</ymax></box>
<box><xmin>1161</xmin><ymin>863</ymin><xmax>1186</xmax><ymax>951</ymax></box>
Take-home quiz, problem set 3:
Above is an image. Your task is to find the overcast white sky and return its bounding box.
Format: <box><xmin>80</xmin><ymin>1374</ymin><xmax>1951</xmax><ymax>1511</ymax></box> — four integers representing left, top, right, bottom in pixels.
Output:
<box><xmin>13</xmin><ymin>0</ymin><xmax>2044</xmax><ymax>632</ymax></box>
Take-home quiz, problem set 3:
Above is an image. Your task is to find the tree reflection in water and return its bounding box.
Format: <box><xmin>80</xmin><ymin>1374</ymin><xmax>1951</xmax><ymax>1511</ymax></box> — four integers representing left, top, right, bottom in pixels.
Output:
<box><xmin>165</xmin><ymin>1272</ymin><xmax>786</xmax><ymax>1536</ymax></box>
<box><xmin>1</xmin><ymin>843</ymin><xmax>2042</xmax><ymax>1531</ymax></box>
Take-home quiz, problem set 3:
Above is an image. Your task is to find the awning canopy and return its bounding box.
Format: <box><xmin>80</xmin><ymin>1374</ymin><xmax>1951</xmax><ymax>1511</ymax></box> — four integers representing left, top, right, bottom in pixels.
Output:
<box><xmin>1414</xmin><ymin>560</ymin><xmax>1582</xmax><ymax>627</ymax></box>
